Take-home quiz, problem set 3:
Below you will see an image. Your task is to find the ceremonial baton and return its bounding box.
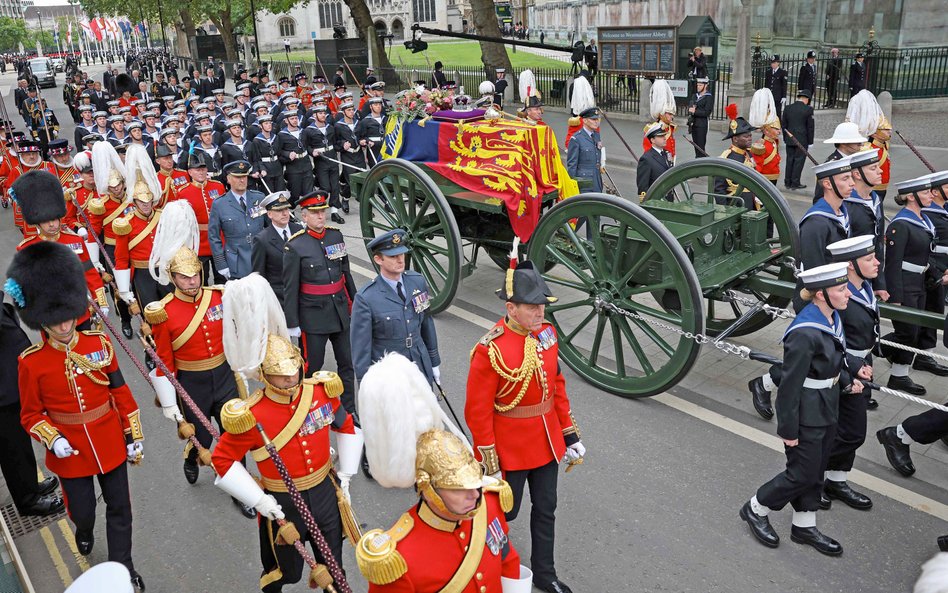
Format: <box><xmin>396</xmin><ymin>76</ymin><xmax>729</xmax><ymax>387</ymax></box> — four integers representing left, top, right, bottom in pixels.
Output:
<box><xmin>600</xmin><ymin>110</ymin><xmax>638</xmax><ymax>162</ymax></box>
<box><xmin>894</xmin><ymin>130</ymin><xmax>936</xmax><ymax>173</ymax></box>
<box><xmin>319</xmin><ymin>152</ymin><xmax>367</xmax><ymax>173</ymax></box>
<box><xmin>682</xmin><ymin>134</ymin><xmax>710</xmax><ymax>157</ymax></box>
<box><xmin>314</xmin><ymin>55</ymin><xmax>332</xmax><ymax>91</ymax></box>
<box><xmin>434</xmin><ymin>382</ymin><xmax>468</xmax><ymax>442</ymax></box>
<box><xmin>341</xmin><ymin>59</ymin><xmax>363</xmax><ymax>96</ymax></box>
<box><xmin>784</xmin><ymin>130</ymin><xmax>820</xmax><ymax>166</ymax></box>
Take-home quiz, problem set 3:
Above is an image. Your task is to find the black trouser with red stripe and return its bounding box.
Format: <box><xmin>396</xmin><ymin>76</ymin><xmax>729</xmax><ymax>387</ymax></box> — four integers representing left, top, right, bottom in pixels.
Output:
<box><xmin>60</xmin><ymin>462</ymin><xmax>134</xmax><ymax>571</ymax></box>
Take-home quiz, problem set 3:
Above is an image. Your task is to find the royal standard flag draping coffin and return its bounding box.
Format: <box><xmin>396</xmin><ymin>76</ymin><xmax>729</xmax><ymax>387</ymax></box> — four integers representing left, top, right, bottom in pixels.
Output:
<box><xmin>384</xmin><ymin>118</ymin><xmax>578</xmax><ymax>242</ymax></box>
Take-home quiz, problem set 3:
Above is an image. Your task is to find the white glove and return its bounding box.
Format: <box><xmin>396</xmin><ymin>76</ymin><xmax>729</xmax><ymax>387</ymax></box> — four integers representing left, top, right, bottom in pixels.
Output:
<box><xmin>98</xmin><ymin>306</ymin><xmax>110</xmax><ymax>318</ymax></box>
<box><xmin>339</xmin><ymin>476</ymin><xmax>351</xmax><ymax>504</ymax></box>
<box><xmin>150</xmin><ymin>371</ymin><xmax>183</xmax><ymax>421</ymax></box>
<box><xmin>52</xmin><ymin>437</ymin><xmax>76</xmax><ymax>458</ymax></box>
<box><xmin>564</xmin><ymin>442</ymin><xmax>586</xmax><ymax>462</ymax></box>
<box><xmin>781</xmin><ymin>97</ymin><xmax>788</xmax><ymax>106</ymax></box>
<box><xmin>432</xmin><ymin>365</ymin><xmax>441</xmax><ymax>385</ymax></box>
<box><xmin>126</xmin><ymin>441</ymin><xmax>143</xmax><ymax>463</ymax></box>
<box><xmin>218</xmin><ymin>268</ymin><xmax>231</xmax><ymax>280</ymax></box>
<box><xmin>118</xmin><ymin>291</ymin><xmax>136</xmax><ymax>304</ymax></box>
<box><xmin>288</xmin><ymin>327</ymin><xmax>301</xmax><ymax>338</ymax></box>
<box><xmin>254</xmin><ymin>494</ymin><xmax>285</xmax><ymax>520</ymax></box>
<box><xmin>94</xmin><ymin>262</ymin><xmax>106</xmax><ymax>274</ymax></box>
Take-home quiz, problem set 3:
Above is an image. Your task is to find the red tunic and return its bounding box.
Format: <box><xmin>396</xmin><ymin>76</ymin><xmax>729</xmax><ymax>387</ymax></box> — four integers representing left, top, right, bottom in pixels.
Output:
<box><xmin>156</xmin><ymin>168</ymin><xmax>191</xmax><ymax>207</ymax></box>
<box><xmin>147</xmin><ymin>287</ymin><xmax>226</xmax><ymax>377</ymax></box>
<box><xmin>752</xmin><ymin>138</ymin><xmax>781</xmax><ymax>181</ymax></box>
<box><xmin>174</xmin><ymin>180</ymin><xmax>226</xmax><ymax>256</ymax></box>
<box><xmin>873</xmin><ymin>138</ymin><xmax>890</xmax><ymax>192</ymax></box>
<box><xmin>465</xmin><ymin>319</ymin><xmax>577</xmax><ymax>472</ymax></box>
<box><xmin>113</xmin><ymin>210</ymin><xmax>159</xmax><ymax>277</ymax></box>
<box><xmin>63</xmin><ymin>185</ymin><xmax>99</xmax><ymax>231</ymax></box>
<box><xmin>211</xmin><ymin>379</ymin><xmax>355</xmax><ymax>487</ymax></box>
<box><xmin>297</xmin><ymin>86</ymin><xmax>313</xmax><ymax>110</ymax></box>
<box><xmin>367</xmin><ymin>493</ymin><xmax>521</xmax><ymax>593</ymax></box>
<box><xmin>19</xmin><ymin>331</ymin><xmax>141</xmax><ymax>479</ymax></box>
<box><xmin>117</xmin><ymin>96</ymin><xmax>138</xmax><ymax>117</ymax></box>
<box><xmin>53</xmin><ymin>164</ymin><xmax>82</xmax><ymax>193</ymax></box>
<box><xmin>7</xmin><ymin>160</ymin><xmax>56</xmax><ymax>237</ymax></box>
<box><xmin>17</xmin><ymin>230</ymin><xmax>106</xmax><ymax>327</ymax></box>
<box><xmin>88</xmin><ymin>194</ymin><xmax>132</xmax><ymax>243</ymax></box>
<box><xmin>564</xmin><ymin>121</ymin><xmax>582</xmax><ymax>149</ymax></box>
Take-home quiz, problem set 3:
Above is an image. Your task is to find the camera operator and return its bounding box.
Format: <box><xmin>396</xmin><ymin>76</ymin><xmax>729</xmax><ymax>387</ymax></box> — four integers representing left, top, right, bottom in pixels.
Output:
<box><xmin>688</xmin><ymin>47</ymin><xmax>707</xmax><ymax>79</ymax></box>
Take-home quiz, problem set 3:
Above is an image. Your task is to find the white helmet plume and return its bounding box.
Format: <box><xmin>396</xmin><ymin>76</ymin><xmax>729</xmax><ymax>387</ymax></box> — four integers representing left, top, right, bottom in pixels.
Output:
<box><xmin>749</xmin><ymin>88</ymin><xmax>778</xmax><ymax>128</ymax></box>
<box><xmin>570</xmin><ymin>75</ymin><xmax>596</xmax><ymax>115</ymax></box>
<box><xmin>519</xmin><ymin>69</ymin><xmax>536</xmax><ymax>103</ymax></box>
<box><xmin>846</xmin><ymin>89</ymin><xmax>884</xmax><ymax>137</ymax></box>
<box><xmin>222</xmin><ymin>273</ymin><xmax>290</xmax><ymax>381</ymax></box>
<box><xmin>148</xmin><ymin>200</ymin><xmax>200</xmax><ymax>285</ymax></box>
<box><xmin>124</xmin><ymin>144</ymin><xmax>162</xmax><ymax>204</ymax></box>
<box><xmin>91</xmin><ymin>141</ymin><xmax>125</xmax><ymax>196</ymax></box>
<box><xmin>649</xmin><ymin>79</ymin><xmax>676</xmax><ymax>120</ymax></box>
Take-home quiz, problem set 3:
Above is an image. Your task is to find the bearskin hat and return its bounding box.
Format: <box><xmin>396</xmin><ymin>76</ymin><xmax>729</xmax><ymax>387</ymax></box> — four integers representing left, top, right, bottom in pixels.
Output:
<box><xmin>114</xmin><ymin>73</ymin><xmax>138</xmax><ymax>97</ymax></box>
<box><xmin>13</xmin><ymin>170</ymin><xmax>66</xmax><ymax>225</ymax></box>
<box><xmin>5</xmin><ymin>241</ymin><xmax>89</xmax><ymax>330</ymax></box>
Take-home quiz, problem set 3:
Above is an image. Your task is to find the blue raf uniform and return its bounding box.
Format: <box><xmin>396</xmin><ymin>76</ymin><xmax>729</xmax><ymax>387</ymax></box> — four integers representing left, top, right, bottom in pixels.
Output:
<box><xmin>350</xmin><ymin>229</ymin><xmax>441</xmax><ymax>384</ymax></box>
<box><xmin>566</xmin><ymin>107</ymin><xmax>603</xmax><ymax>193</ymax></box>
<box><xmin>208</xmin><ymin>160</ymin><xmax>266</xmax><ymax>279</ymax></box>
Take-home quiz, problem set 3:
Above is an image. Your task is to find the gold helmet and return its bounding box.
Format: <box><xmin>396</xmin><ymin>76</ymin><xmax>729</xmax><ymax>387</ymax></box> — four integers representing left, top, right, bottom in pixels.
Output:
<box><xmin>414</xmin><ymin>429</ymin><xmax>484</xmax><ymax>518</ymax></box>
<box><xmin>262</xmin><ymin>334</ymin><xmax>304</xmax><ymax>378</ymax></box>
<box><xmin>132</xmin><ymin>178</ymin><xmax>157</xmax><ymax>205</ymax></box>
<box><xmin>167</xmin><ymin>246</ymin><xmax>202</xmax><ymax>277</ymax></box>
<box><xmin>877</xmin><ymin>114</ymin><xmax>892</xmax><ymax>131</ymax></box>
<box><xmin>108</xmin><ymin>168</ymin><xmax>124</xmax><ymax>189</ymax></box>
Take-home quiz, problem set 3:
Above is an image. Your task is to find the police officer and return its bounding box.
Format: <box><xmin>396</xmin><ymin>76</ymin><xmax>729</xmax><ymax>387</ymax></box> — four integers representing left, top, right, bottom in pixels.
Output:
<box><xmin>798</xmin><ymin>50</ymin><xmax>818</xmax><ymax>97</ymax></box>
<box><xmin>465</xmin><ymin>255</ymin><xmax>584</xmax><ymax>593</ymax></box>
<box><xmin>351</xmin><ymin>228</ymin><xmax>441</xmax><ymax>386</ymax></box>
<box><xmin>565</xmin><ymin>106</ymin><xmax>602</xmax><ymax>192</ymax></box>
<box><xmin>251</xmin><ymin>191</ymin><xmax>302</xmax><ymax>306</ymax></box>
<box><xmin>636</xmin><ymin>122</ymin><xmax>672</xmax><ymax>200</ymax></box>
<box><xmin>208</xmin><ymin>160</ymin><xmax>266</xmax><ymax>280</ymax></box>
<box><xmin>283</xmin><ymin>191</ymin><xmax>358</xmax><ymax>416</ymax></box>
<box><xmin>849</xmin><ymin>53</ymin><xmax>866</xmax><ymax>97</ymax></box>
<box><xmin>765</xmin><ymin>55</ymin><xmax>788</xmax><ymax>120</ymax></box>
<box><xmin>740</xmin><ymin>262</ymin><xmax>864</xmax><ymax>557</ymax></box>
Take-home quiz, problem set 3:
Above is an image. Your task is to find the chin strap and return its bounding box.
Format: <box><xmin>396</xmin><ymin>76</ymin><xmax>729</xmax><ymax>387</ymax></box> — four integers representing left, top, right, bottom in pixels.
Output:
<box><xmin>821</xmin><ymin>288</ymin><xmax>837</xmax><ymax>310</ymax></box>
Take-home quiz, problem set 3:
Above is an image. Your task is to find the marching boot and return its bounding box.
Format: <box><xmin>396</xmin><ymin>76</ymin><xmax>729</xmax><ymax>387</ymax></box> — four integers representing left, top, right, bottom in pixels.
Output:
<box><xmin>75</xmin><ymin>529</ymin><xmax>94</xmax><ymax>555</ymax></box>
<box><xmin>341</xmin><ymin>197</ymin><xmax>350</xmax><ymax>214</ymax></box>
<box><xmin>876</xmin><ymin>427</ymin><xmax>915</xmax><ymax>476</ymax></box>
<box><xmin>183</xmin><ymin>458</ymin><xmax>200</xmax><ymax>484</ymax></box>
<box><xmin>19</xmin><ymin>493</ymin><xmax>65</xmax><ymax>517</ymax></box>
<box><xmin>819</xmin><ymin>494</ymin><xmax>832</xmax><ymax>510</ymax></box>
<box><xmin>866</xmin><ymin>397</ymin><xmax>879</xmax><ymax>410</ymax></box>
<box><xmin>232</xmin><ymin>496</ymin><xmax>257</xmax><ymax>519</ymax></box>
<box><xmin>748</xmin><ymin>377</ymin><xmax>774</xmax><ymax>420</ymax></box>
<box><xmin>790</xmin><ymin>526</ymin><xmax>843</xmax><ymax>556</ymax></box>
<box><xmin>535</xmin><ymin>579</ymin><xmax>573</xmax><ymax>593</ymax></box>
<box><xmin>331</xmin><ymin>212</ymin><xmax>345</xmax><ymax>224</ymax></box>
<box><xmin>122</xmin><ymin>319</ymin><xmax>133</xmax><ymax>339</ymax></box>
<box><xmin>912</xmin><ymin>355</ymin><xmax>948</xmax><ymax>376</ymax></box>
<box><xmin>37</xmin><ymin>475</ymin><xmax>59</xmax><ymax>495</ymax></box>
<box><xmin>823</xmin><ymin>480</ymin><xmax>873</xmax><ymax>510</ymax></box>
<box><xmin>130</xmin><ymin>570</ymin><xmax>145</xmax><ymax>592</ymax></box>
<box><xmin>887</xmin><ymin>374</ymin><xmax>926</xmax><ymax>396</ymax></box>
<box><xmin>739</xmin><ymin>501</ymin><xmax>779</xmax><ymax>548</ymax></box>
<box><xmin>361</xmin><ymin>452</ymin><xmax>374</xmax><ymax>481</ymax></box>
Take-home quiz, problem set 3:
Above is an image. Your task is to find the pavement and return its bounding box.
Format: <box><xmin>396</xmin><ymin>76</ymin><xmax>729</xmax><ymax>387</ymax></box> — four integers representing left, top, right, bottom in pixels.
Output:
<box><xmin>0</xmin><ymin>62</ymin><xmax>947</xmax><ymax>593</ymax></box>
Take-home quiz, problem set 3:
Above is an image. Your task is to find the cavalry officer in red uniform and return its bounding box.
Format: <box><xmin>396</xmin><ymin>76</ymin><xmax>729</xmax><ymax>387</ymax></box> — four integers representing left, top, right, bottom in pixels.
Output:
<box><xmin>8</xmin><ymin>241</ymin><xmax>145</xmax><ymax>592</ymax></box>
<box><xmin>748</xmin><ymin>89</ymin><xmax>781</xmax><ymax>186</ymax></box>
<box><xmin>283</xmin><ymin>191</ymin><xmax>358</xmax><ymax>417</ymax></box>
<box><xmin>212</xmin><ymin>325</ymin><xmax>360</xmax><ymax>592</ymax></box>
<box><xmin>173</xmin><ymin>152</ymin><xmax>226</xmax><ymax>283</ymax></box>
<box><xmin>143</xmin><ymin>245</ymin><xmax>252</xmax><ymax>519</ymax></box>
<box><xmin>14</xmin><ymin>171</ymin><xmax>107</xmax><ymax>331</ymax></box>
<box><xmin>7</xmin><ymin>138</ymin><xmax>54</xmax><ymax>238</ymax></box>
<box><xmin>357</xmin><ymin>429</ymin><xmax>527</xmax><ymax>593</ymax></box>
<box><xmin>465</xmin><ymin>255</ymin><xmax>585</xmax><ymax>593</ymax></box>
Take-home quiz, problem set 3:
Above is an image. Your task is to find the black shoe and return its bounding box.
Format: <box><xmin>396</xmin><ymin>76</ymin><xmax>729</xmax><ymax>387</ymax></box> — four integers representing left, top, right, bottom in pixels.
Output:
<box><xmin>887</xmin><ymin>374</ymin><xmax>926</xmax><ymax>396</ymax></box>
<box><xmin>793</xmin><ymin>184</ymin><xmax>808</xmax><ymax>190</ymax></box>
<box><xmin>939</xmin><ymin>534</ymin><xmax>948</xmax><ymax>552</ymax></box>
<box><xmin>361</xmin><ymin>454</ymin><xmax>374</xmax><ymax>481</ymax></box>
<box><xmin>535</xmin><ymin>579</ymin><xmax>573</xmax><ymax>593</ymax></box>
<box><xmin>819</xmin><ymin>495</ymin><xmax>832</xmax><ymax>510</ymax></box>
<box><xmin>867</xmin><ymin>397</ymin><xmax>879</xmax><ymax>410</ymax></box>
<box><xmin>232</xmin><ymin>497</ymin><xmax>257</xmax><ymax>519</ymax></box>
<box><xmin>912</xmin><ymin>355</ymin><xmax>948</xmax><ymax>376</ymax></box>
<box><xmin>876</xmin><ymin>427</ymin><xmax>915</xmax><ymax>476</ymax></box>
<box><xmin>748</xmin><ymin>377</ymin><xmax>774</xmax><ymax>420</ymax></box>
<box><xmin>341</xmin><ymin>199</ymin><xmax>350</xmax><ymax>214</ymax></box>
<box><xmin>122</xmin><ymin>321</ymin><xmax>133</xmax><ymax>339</ymax></box>
<box><xmin>183</xmin><ymin>459</ymin><xmax>199</xmax><ymax>484</ymax></box>
<box><xmin>130</xmin><ymin>571</ymin><xmax>145</xmax><ymax>592</ymax></box>
<box><xmin>331</xmin><ymin>212</ymin><xmax>345</xmax><ymax>224</ymax></box>
<box><xmin>37</xmin><ymin>475</ymin><xmax>59</xmax><ymax>495</ymax></box>
<box><xmin>19</xmin><ymin>493</ymin><xmax>65</xmax><ymax>516</ymax></box>
<box><xmin>824</xmin><ymin>480</ymin><xmax>873</xmax><ymax>510</ymax></box>
<box><xmin>76</xmin><ymin>529</ymin><xmax>94</xmax><ymax>555</ymax></box>
<box><xmin>790</xmin><ymin>525</ymin><xmax>843</xmax><ymax>556</ymax></box>
<box><xmin>739</xmin><ymin>501</ymin><xmax>779</xmax><ymax>548</ymax></box>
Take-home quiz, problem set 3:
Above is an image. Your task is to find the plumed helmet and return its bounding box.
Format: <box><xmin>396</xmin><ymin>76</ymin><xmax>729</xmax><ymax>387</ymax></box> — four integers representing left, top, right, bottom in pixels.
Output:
<box><xmin>5</xmin><ymin>241</ymin><xmax>89</xmax><ymax>330</ymax></box>
<box><xmin>13</xmin><ymin>170</ymin><xmax>66</xmax><ymax>225</ymax></box>
<box><xmin>478</xmin><ymin>80</ymin><xmax>495</xmax><ymax>96</ymax></box>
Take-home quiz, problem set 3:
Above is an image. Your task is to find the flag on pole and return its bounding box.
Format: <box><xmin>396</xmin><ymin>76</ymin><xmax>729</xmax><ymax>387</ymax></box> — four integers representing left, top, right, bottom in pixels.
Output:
<box><xmin>67</xmin><ymin>22</ymin><xmax>72</xmax><ymax>45</ymax></box>
<box><xmin>89</xmin><ymin>17</ymin><xmax>103</xmax><ymax>41</ymax></box>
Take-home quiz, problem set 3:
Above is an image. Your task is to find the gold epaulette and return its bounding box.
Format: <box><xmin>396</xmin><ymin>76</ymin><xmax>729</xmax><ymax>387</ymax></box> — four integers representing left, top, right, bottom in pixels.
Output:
<box><xmin>143</xmin><ymin>300</ymin><xmax>169</xmax><ymax>325</ymax></box>
<box><xmin>81</xmin><ymin>329</ymin><xmax>106</xmax><ymax>337</ymax></box>
<box><xmin>287</xmin><ymin>229</ymin><xmax>306</xmax><ymax>242</ymax></box>
<box><xmin>19</xmin><ymin>343</ymin><xmax>42</xmax><ymax>359</ymax></box>
<box><xmin>719</xmin><ymin>148</ymin><xmax>732</xmax><ymax>158</ymax></box>
<box><xmin>112</xmin><ymin>216</ymin><xmax>132</xmax><ymax>236</ymax></box>
<box><xmin>221</xmin><ymin>398</ymin><xmax>258</xmax><ymax>435</ymax></box>
<box><xmin>205</xmin><ymin>284</ymin><xmax>225</xmax><ymax>291</ymax></box>
<box><xmin>305</xmin><ymin>370</ymin><xmax>343</xmax><ymax>398</ymax></box>
<box><xmin>356</xmin><ymin>513</ymin><xmax>413</xmax><ymax>585</ymax></box>
<box><xmin>749</xmin><ymin>141</ymin><xmax>766</xmax><ymax>156</ymax></box>
<box><xmin>567</xmin><ymin>116</ymin><xmax>580</xmax><ymax>127</ymax></box>
<box><xmin>483</xmin><ymin>478</ymin><xmax>514</xmax><ymax>513</ymax></box>
<box><xmin>87</xmin><ymin>197</ymin><xmax>106</xmax><ymax>215</ymax></box>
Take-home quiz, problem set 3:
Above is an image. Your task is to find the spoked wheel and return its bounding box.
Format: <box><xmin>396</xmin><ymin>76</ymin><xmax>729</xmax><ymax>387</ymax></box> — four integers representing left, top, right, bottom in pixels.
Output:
<box><xmin>528</xmin><ymin>194</ymin><xmax>704</xmax><ymax>398</ymax></box>
<box><xmin>358</xmin><ymin>159</ymin><xmax>462</xmax><ymax>314</ymax></box>
<box><xmin>644</xmin><ymin>157</ymin><xmax>800</xmax><ymax>337</ymax></box>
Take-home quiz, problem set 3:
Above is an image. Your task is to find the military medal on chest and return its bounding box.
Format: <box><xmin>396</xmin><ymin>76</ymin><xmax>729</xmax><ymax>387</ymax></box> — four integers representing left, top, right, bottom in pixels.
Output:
<box><xmin>324</xmin><ymin>242</ymin><xmax>347</xmax><ymax>260</ymax></box>
<box><xmin>299</xmin><ymin>401</ymin><xmax>334</xmax><ymax>436</ymax></box>
<box><xmin>205</xmin><ymin>303</ymin><xmax>224</xmax><ymax>322</ymax></box>
<box><xmin>536</xmin><ymin>327</ymin><xmax>557</xmax><ymax>351</ymax></box>
<box><xmin>411</xmin><ymin>289</ymin><xmax>430</xmax><ymax>313</ymax></box>
<box><xmin>486</xmin><ymin>517</ymin><xmax>508</xmax><ymax>555</ymax></box>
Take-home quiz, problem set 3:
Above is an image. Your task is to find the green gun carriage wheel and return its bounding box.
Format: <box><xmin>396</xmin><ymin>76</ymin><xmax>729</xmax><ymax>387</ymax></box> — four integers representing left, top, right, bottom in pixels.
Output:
<box><xmin>358</xmin><ymin>159</ymin><xmax>463</xmax><ymax>314</ymax></box>
<box><xmin>528</xmin><ymin>194</ymin><xmax>705</xmax><ymax>398</ymax></box>
<box><xmin>643</xmin><ymin>158</ymin><xmax>801</xmax><ymax>337</ymax></box>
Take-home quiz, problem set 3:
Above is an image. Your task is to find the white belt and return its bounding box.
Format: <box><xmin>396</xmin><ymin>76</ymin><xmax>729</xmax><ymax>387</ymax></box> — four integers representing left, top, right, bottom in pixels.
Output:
<box><xmin>933</xmin><ymin>245</ymin><xmax>948</xmax><ymax>254</ymax></box>
<box><xmin>901</xmin><ymin>261</ymin><xmax>929</xmax><ymax>273</ymax></box>
<box><xmin>368</xmin><ymin>137</ymin><xmax>382</xmax><ymax>142</ymax></box>
<box><xmin>803</xmin><ymin>375</ymin><xmax>838</xmax><ymax>389</ymax></box>
<box><xmin>846</xmin><ymin>348</ymin><xmax>871</xmax><ymax>358</ymax></box>
<box><xmin>260</xmin><ymin>156</ymin><xmax>277</xmax><ymax>162</ymax></box>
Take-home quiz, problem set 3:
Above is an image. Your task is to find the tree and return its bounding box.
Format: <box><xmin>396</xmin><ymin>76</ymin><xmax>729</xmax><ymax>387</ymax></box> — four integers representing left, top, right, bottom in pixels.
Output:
<box><xmin>468</xmin><ymin>0</ymin><xmax>512</xmax><ymax>78</ymax></box>
<box><xmin>340</xmin><ymin>0</ymin><xmax>393</xmax><ymax>71</ymax></box>
<box><xmin>0</xmin><ymin>16</ymin><xmax>31</xmax><ymax>52</ymax></box>
<box><xmin>31</xmin><ymin>30</ymin><xmax>56</xmax><ymax>52</ymax></box>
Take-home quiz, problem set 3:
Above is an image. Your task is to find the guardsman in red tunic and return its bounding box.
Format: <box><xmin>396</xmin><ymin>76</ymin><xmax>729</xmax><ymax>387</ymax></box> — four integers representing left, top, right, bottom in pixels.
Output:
<box><xmin>7</xmin><ymin>138</ymin><xmax>55</xmax><ymax>238</ymax></box>
<box><xmin>8</xmin><ymin>241</ymin><xmax>145</xmax><ymax>592</ymax></box>
<box><xmin>154</xmin><ymin>144</ymin><xmax>190</xmax><ymax>208</ymax></box>
<box><xmin>357</xmin><ymin>429</ymin><xmax>526</xmax><ymax>593</ymax></box>
<box><xmin>14</xmin><ymin>171</ymin><xmax>107</xmax><ymax>331</ymax></box>
<box><xmin>63</xmin><ymin>151</ymin><xmax>99</xmax><ymax>232</ymax></box>
<box><xmin>871</xmin><ymin>116</ymin><xmax>891</xmax><ymax>202</ymax></box>
<box><xmin>212</xmin><ymin>316</ymin><xmax>361</xmax><ymax>592</ymax></box>
<box><xmin>465</xmin><ymin>256</ymin><xmax>584</xmax><ymax>593</ymax></box>
<box><xmin>48</xmin><ymin>138</ymin><xmax>82</xmax><ymax>193</ymax></box>
<box><xmin>174</xmin><ymin>152</ymin><xmax>227</xmax><ymax>282</ymax></box>
<box><xmin>749</xmin><ymin>89</ymin><xmax>782</xmax><ymax>186</ymax></box>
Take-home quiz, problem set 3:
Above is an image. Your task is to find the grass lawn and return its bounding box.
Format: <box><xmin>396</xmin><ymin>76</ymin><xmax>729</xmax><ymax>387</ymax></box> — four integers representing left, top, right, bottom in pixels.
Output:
<box><xmin>263</xmin><ymin>41</ymin><xmax>570</xmax><ymax>71</ymax></box>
